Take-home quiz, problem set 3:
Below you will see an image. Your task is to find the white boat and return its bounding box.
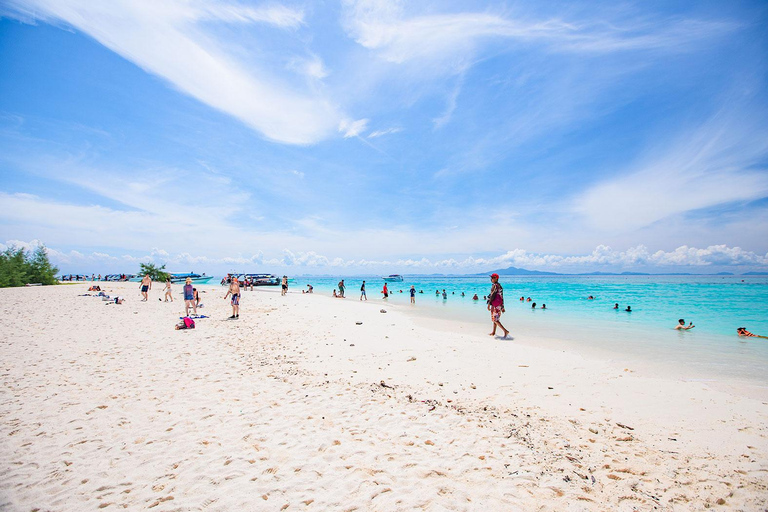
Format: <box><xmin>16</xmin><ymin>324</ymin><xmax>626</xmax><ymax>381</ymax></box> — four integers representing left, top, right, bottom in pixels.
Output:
<box><xmin>382</xmin><ymin>274</ymin><xmax>404</xmax><ymax>282</ymax></box>
<box><xmin>229</xmin><ymin>273</ymin><xmax>281</xmax><ymax>286</ymax></box>
<box><xmin>169</xmin><ymin>272</ymin><xmax>212</xmax><ymax>284</ymax></box>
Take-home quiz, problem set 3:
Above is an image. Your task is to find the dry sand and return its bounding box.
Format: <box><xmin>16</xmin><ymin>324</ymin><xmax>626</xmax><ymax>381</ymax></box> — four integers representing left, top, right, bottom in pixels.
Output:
<box><xmin>1</xmin><ymin>282</ymin><xmax>766</xmax><ymax>511</ymax></box>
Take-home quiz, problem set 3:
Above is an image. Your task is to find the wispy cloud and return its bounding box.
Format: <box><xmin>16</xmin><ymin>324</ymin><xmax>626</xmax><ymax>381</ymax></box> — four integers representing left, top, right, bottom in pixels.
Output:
<box><xmin>368</xmin><ymin>127</ymin><xmax>402</xmax><ymax>138</ymax></box>
<box><xmin>574</xmin><ymin>96</ymin><xmax>768</xmax><ymax>233</ymax></box>
<box><xmin>342</xmin><ymin>1</ymin><xmax>733</xmax><ymax>67</ymax></box>
<box><xmin>5</xmin><ymin>0</ymin><xmax>342</xmax><ymax>144</ymax></box>
<box><xmin>339</xmin><ymin>118</ymin><xmax>370</xmax><ymax>138</ymax></box>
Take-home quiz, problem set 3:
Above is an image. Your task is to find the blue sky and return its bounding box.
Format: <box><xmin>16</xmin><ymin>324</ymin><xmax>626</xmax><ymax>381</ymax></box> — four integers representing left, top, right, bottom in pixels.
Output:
<box><xmin>1</xmin><ymin>0</ymin><xmax>767</xmax><ymax>274</ymax></box>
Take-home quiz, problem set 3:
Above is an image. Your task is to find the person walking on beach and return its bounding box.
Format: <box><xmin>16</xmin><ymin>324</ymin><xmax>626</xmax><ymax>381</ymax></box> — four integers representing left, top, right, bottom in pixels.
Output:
<box><xmin>338</xmin><ymin>279</ymin><xmax>345</xmax><ymax>298</ymax></box>
<box><xmin>410</xmin><ymin>285</ymin><xmax>416</xmax><ymax>304</ymax></box>
<box><xmin>382</xmin><ymin>282</ymin><xmax>389</xmax><ymax>298</ymax></box>
<box><xmin>163</xmin><ymin>278</ymin><xmax>174</xmax><ymax>302</ymax></box>
<box><xmin>487</xmin><ymin>273</ymin><xmax>509</xmax><ymax>338</ymax></box>
<box><xmin>140</xmin><ymin>274</ymin><xmax>151</xmax><ymax>302</ymax></box>
<box><xmin>675</xmin><ymin>319</ymin><xmax>694</xmax><ymax>330</ymax></box>
<box><xmin>183</xmin><ymin>278</ymin><xmax>196</xmax><ymax>317</ymax></box>
<box><xmin>281</xmin><ymin>275</ymin><xmax>288</xmax><ymax>296</ymax></box>
<box><xmin>360</xmin><ymin>281</ymin><xmax>367</xmax><ymax>301</ymax></box>
<box><xmin>224</xmin><ymin>276</ymin><xmax>240</xmax><ymax>319</ymax></box>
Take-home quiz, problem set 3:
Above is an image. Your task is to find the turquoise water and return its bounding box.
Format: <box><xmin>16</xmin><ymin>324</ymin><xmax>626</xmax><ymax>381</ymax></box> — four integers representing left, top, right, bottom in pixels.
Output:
<box><xmin>262</xmin><ymin>275</ymin><xmax>768</xmax><ymax>385</ymax></box>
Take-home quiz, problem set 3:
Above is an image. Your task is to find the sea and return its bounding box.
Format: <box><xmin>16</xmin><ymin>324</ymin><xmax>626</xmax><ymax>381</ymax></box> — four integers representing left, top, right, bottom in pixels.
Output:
<box><xmin>225</xmin><ymin>274</ymin><xmax>768</xmax><ymax>390</ymax></box>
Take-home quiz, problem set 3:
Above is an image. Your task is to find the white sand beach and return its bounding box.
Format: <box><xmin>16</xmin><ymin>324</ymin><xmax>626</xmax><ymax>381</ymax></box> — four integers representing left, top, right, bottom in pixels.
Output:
<box><xmin>1</xmin><ymin>282</ymin><xmax>767</xmax><ymax>511</ymax></box>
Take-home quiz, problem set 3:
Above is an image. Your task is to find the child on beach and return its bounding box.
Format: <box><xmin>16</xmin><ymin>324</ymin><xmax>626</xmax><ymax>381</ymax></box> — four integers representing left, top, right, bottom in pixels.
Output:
<box><xmin>410</xmin><ymin>285</ymin><xmax>415</xmax><ymax>304</ymax></box>
<box><xmin>487</xmin><ymin>273</ymin><xmax>509</xmax><ymax>338</ymax></box>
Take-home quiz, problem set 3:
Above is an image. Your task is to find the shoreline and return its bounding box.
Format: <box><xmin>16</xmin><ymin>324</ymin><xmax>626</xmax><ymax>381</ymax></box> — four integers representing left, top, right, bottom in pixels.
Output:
<box><xmin>1</xmin><ymin>282</ymin><xmax>766</xmax><ymax>510</ymax></box>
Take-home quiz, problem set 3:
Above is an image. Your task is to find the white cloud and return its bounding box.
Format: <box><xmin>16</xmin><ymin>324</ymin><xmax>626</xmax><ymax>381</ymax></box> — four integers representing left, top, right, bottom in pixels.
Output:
<box><xmin>574</xmin><ymin>101</ymin><xmax>768</xmax><ymax>233</ymax></box>
<box><xmin>5</xmin><ymin>0</ymin><xmax>341</xmax><ymax>144</ymax></box>
<box><xmin>12</xmin><ymin>239</ymin><xmax>766</xmax><ymax>274</ymax></box>
<box><xmin>342</xmin><ymin>1</ymin><xmax>732</xmax><ymax>67</ymax></box>
<box><xmin>368</xmin><ymin>127</ymin><xmax>402</xmax><ymax>138</ymax></box>
<box><xmin>339</xmin><ymin>118</ymin><xmax>370</xmax><ymax>138</ymax></box>
<box><xmin>198</xmin><ymin>3</ymin><xmax>305</xmax><ymax>28</ymax></box>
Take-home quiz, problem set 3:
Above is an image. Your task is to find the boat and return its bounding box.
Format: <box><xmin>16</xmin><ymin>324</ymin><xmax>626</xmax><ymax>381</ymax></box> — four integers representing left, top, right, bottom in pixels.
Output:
<box><xmin>382</xmin><ymin>274</ymin><xmax>404</xmax><ymax>282</ymax></box>
<box><xmin>226</xmin><ymin>273</ymin><xmax>281</xmax><ymax>286</ymax></box>
<box><xmin>104</xmin><ymin>274</ymin><xmax>135</xmax><ymax>282</ymax></box>
<box><xmin>168</xmin><ymin>272</ymin><xmax>213</xmax><ymax>284</ymax></box>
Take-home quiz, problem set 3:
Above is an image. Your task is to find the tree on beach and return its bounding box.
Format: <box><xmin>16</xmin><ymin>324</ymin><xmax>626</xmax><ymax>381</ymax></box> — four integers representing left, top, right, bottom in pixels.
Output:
<box><xmin>27</xmin><ymin>245</ymin><xmax>60</xmax><ymax>285</ymax></box>
<box><xmin>139</xmin><ymin>262</ymin><xmax>170</xmax><ymax>282</ymax></box>
<box><xmin>0</xmin><ymin>244</ymin><xmax>59</xmax><ymax>287</ymax></box>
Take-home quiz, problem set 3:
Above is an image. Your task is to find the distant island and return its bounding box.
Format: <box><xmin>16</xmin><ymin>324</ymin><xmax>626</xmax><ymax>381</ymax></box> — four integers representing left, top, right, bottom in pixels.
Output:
<box><xmin>478</xmin><ymin>266</ymin><xmax>763</xmax><ymax>277</ymax></box>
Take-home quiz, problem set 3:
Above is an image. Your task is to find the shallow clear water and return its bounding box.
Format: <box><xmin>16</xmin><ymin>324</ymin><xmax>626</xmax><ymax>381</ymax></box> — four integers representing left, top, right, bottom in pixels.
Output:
<box><xmin>249</xmin><ymin>275</ymin><xmax>768</xmax><ymax>386</ymax></box>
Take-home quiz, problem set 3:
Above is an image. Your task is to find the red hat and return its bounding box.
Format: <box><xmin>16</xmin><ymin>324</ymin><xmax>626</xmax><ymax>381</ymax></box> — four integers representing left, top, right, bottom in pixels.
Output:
<box><xmin>490</xmin><ymin>273</ymin><xmax>499</xmax><ymax>279</ymax></box>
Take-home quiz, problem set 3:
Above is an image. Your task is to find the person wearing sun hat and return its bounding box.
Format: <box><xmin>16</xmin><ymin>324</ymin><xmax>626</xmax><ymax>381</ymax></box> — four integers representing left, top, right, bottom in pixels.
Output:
<box><xmin>487</xmin><ymin>273</ymin><xmax>509</xmax><ymax>338</ymax></box>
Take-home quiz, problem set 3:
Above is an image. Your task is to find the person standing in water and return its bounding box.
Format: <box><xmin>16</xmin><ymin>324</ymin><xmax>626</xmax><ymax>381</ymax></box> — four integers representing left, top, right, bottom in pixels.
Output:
<box><xmin>281</xmin><ymin>275</ymin><xmax>288</xmax><ymax>296</ymax></box>
<box><xmin>382</xmin><ymin>282</ymin><xmax>389</xmax><ymax>298</ymax></box>
<box><xmin>410</xmin><ymin>285</ymin><xmax>416</xmax><ymax>304</ymax></box>
<box><xmin>338</xmin><ymin>279</ymin><xmax>345</xmax><ymax>298</ymax></box>
<box><xmin>224</xmin><ymin>276</ymin><xmax>240</xmax><ymax>319</ymax></box>
<box><xmin>675</xmin><ymin>319</ymin><xmax>694</xmax><ymax>330</ymax></box>
<box><xmin>487</xmin><ymin>273</ymin><xmax>509</xmax><ymax>338</ymax></box>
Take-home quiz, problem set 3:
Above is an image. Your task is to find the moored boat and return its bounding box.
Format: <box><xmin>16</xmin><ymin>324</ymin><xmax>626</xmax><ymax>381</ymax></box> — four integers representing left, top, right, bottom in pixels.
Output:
<box><xmin>382</xmin><ymin>274</ymin><xmax>404</xmax><ymax>282</ymax></box>
<box><xmin>225</xmin><ymin>273</ymin><xmax>281</xmax><ymax>286</ymax></box>
<box><xmin>168</xmin><ymin>272</ymin><xmax>212</xmax><ymax>284</ymax></box>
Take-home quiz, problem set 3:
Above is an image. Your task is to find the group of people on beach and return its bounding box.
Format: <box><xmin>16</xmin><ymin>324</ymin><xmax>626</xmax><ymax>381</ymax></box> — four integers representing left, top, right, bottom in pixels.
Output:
<box><xmin>77</xmin><ymin>271</ymin><xmax>768</xmax><ymax>337</ymax></box>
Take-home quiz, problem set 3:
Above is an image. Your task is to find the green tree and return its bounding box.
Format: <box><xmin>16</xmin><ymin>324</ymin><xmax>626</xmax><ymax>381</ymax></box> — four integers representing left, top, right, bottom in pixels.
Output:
<box><xmin>0</xmin><ymin>244</ymin><xmax>59</xmax><ymax>287</ymax></box>
<box><xmin>0</xmin><ymin>246</ymin><xmax>28</xmax><ymax>287</ymax></box>
<box><xmin>139</xmin><ymin>262</ymin><xmax>170</xmax><ymax>282</ymax></box>
<box><xmin>27</xmin><ymin>245</ymin><xmax>59</xmax><ymax>285</ymax></box>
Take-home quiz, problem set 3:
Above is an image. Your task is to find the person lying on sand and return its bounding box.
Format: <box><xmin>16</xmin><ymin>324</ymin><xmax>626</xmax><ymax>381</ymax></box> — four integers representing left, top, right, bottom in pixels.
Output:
<box><xmin>737</xmin><ymin>327</ymin><xmax>767</xmax><ymax>339</ymax></box>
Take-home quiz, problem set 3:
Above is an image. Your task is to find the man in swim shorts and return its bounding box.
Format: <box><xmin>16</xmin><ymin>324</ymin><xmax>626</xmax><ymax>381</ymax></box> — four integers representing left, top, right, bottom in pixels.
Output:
<box><xmin>360</xmin><ymin>281</ymin><xmax>366</xmax><ymax>301</ymax></box>
<box><xmin>224</xmin><ymin>276</ymin><xmax>240</xmax><ymax>319</ymax></box>
<box><xmin>140</xmin><ymin>274</ymin><xmax>152</xmax><ymax>301</ymax></box>
<box><xmin>338</xmin><ymin>279</ymin><xmax>345</xmax><ymax>298</ymax></box>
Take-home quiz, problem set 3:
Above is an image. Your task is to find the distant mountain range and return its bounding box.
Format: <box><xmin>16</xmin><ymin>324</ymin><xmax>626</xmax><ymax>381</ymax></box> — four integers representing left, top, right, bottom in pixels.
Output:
<box><xmin>481</xmin><ymin>266</ymin><xmax>559</xmax><ymax>276</ymax></box>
